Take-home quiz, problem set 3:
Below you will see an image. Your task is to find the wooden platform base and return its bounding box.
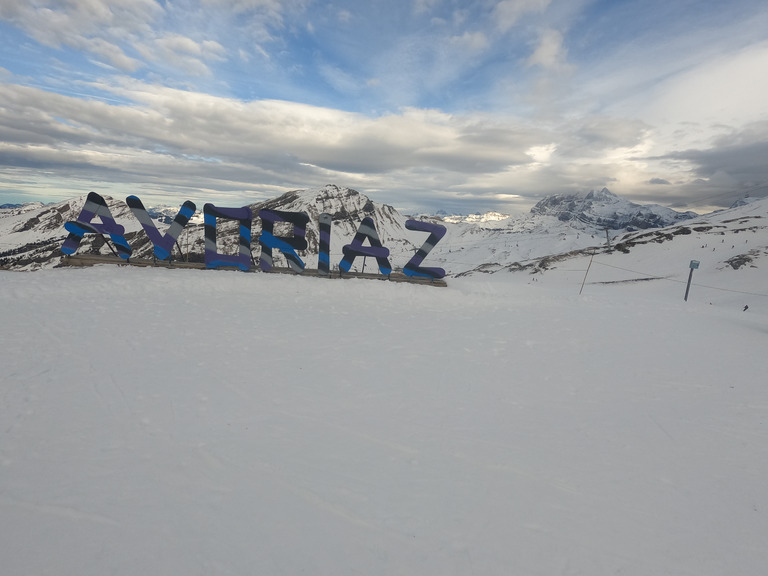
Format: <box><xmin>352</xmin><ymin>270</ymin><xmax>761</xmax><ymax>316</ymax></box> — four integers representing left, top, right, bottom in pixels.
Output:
<box><xmin>60</xmin><ymin>254</ymin><xmax>447</xmax><ymax>287</ymax></box>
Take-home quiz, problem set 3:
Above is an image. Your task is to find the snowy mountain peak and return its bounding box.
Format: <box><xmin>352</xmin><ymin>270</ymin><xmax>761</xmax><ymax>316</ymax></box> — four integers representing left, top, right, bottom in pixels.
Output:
<box><xmin>530</xmin><ymin>188</ymin><xmax>696</xmax><ymax>230</ymax></box>
<box><xmin>250</xmin><ymin>184</ymin><xmax>408</xmax><ymax>252</ymax></box>
<box><xmin>256</xmin><ymin>184</ymin><xmax>385</xmax><ymax>220</ymax></box>
<box><xmin>584</xmin><ymin>187</ymin><xmax>620</xmax><ymax>203</ymax></box>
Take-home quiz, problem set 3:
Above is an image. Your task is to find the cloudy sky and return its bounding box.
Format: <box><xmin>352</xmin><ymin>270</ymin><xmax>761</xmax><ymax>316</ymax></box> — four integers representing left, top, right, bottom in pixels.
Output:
<box><xmin>1</xmin><ymin>0</ymin><xmax>767</xmax><ymax>214</ymax></box>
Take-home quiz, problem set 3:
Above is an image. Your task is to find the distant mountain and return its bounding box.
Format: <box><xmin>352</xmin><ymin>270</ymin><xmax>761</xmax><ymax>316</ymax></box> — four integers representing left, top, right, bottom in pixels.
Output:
<box><xmin>530</xmin><ymin>188</ymin><xmax>697</xmax><ymax>230</ymax></box>
<box><xmin>455</xmin><ymin>195</ymin><xmax>768</xmax><ymax>277</ymax></box>
<box><xmin>0</xmin><ymin>201</ymin><xmax>46</xmax><ymax>211</ymax></box>
<box><xmin>442</xmin><ymin>211</ymin><xmax>518</xmax><ymax>224</ymax></box>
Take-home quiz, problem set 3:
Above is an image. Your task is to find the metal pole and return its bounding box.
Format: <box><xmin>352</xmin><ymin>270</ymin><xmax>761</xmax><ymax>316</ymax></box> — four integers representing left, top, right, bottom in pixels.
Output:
<box><xmin>684</xmin><ymin>260</ymin><xmax>699</xmax><ymax>301</ymax></box>
<box><xmin>579</xmin><ymin>250</ymin><xmax>594</xmax><ymax>295</ymax></box>
<box><xmin>684</xmin><ymin>268</ymin><xmax>694</xmax><ymax>301</ymax></box>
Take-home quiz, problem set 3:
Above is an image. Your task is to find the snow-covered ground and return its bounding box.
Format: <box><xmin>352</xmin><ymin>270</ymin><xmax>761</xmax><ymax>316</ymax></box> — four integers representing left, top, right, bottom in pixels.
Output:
<box><xmin>2</xmin><ymin>258</ymin><xmax>767</xmax><ymax>575</ymax></box>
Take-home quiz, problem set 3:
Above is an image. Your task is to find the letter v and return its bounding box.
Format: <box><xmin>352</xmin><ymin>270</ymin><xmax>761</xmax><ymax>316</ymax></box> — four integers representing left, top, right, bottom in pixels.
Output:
<box><xmin>126</xmin><ymin>195</ymin><xmax>196</xmax><ymax>260</ymax></box>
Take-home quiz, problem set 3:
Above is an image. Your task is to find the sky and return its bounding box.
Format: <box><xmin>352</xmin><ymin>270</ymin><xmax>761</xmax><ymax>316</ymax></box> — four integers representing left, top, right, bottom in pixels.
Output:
<box><xmin>0</xmin><ymin>0</ymin><xmax>767</xmax><ymax>214</ymax></box>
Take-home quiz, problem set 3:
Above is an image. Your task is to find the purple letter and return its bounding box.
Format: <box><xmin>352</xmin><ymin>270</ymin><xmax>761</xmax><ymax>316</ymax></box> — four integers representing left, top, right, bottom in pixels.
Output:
<box><xmin>339</xmin><ymin>217</ymin><xmax>392</xmax><ymax>275</ymax></box>
<box><xmin>126</xmin><ymin>196</ymin><xmax>196</xmax><ymax>261</ymax></box>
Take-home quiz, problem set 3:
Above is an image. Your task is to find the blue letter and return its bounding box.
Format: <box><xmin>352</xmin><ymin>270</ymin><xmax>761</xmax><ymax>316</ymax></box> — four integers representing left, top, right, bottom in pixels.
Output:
<box><xmin>258</xmin><ymin>209</ymin><xmax>309</xmax><ymax>273</ymax></box>
<box><xmin>317</xmin><ymin>213</ymin><xmax>332</xmax><ymax>276</ymax></box>
<box><xmin>204</xmin><ymin>204</ymin><xmax>252</xmax><ymax>271</ymax></box>
<box><xmin>403</xmin><ymin>220</ymin><xmax>446</xmax><ymax>279</ymax></box>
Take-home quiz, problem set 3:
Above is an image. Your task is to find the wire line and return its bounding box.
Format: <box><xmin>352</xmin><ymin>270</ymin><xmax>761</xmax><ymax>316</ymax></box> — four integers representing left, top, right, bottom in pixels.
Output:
<box><xmin>592</xmin><ymin>260</ymin><xmax>768</xmax><ymax>297</ymax></box>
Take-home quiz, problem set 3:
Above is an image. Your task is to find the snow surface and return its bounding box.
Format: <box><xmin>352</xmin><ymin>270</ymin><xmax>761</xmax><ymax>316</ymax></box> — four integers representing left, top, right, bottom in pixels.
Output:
<box><xmin>2</xmin><ymin>260</ymin><xmax>767</xmax><ymax>575</ymax></box>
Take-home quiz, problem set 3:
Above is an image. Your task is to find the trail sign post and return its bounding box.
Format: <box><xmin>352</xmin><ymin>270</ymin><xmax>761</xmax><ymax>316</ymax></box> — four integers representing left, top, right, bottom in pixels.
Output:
<box><xmin>684</xmin><ymin>260</ymin><xmax>700</xmax><ymax>301</ymax></box>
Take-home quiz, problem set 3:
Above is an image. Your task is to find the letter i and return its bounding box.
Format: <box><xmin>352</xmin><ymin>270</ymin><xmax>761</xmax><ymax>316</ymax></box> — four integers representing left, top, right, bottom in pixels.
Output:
<box><xmin>318</xmin><ymin>213</ymin><xmax>332</xmax><ymax>276</ymax></box>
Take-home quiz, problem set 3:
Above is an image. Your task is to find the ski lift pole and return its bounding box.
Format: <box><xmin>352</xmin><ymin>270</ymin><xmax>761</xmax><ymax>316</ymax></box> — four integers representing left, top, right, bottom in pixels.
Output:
<box><xmin>684</xmin><ymin>260</ymin><xmax>699</xmax><ymax>301</ymax></box>
<box><xmin>579</xmin><ymin>249</ymin><xmax>594</xmax><ymax>295</ymax></box>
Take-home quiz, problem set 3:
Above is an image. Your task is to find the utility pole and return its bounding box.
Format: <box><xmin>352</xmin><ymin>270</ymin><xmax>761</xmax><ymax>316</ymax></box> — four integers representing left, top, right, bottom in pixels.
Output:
<box><xmin>684</xmin><ymin>260</ymin><xmax>700</xmax><ymax>301</ymax></box>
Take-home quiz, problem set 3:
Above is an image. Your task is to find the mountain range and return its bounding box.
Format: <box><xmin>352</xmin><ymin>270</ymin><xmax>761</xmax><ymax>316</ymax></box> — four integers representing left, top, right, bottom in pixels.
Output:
<box><xmin>1</xmin><ymin>185</ymin><xmax>766</xmax><ymax>280</ymax></box>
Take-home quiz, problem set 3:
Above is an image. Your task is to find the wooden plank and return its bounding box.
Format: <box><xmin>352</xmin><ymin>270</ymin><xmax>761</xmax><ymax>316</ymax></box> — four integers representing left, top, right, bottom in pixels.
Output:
<box><xmin>60</xmin><ymin>254</ymin><xmax>447</xmax><ymax>286</ymax></box>
<box><xmin>61</xmin><ymin>254</ymin><xmax>206</xmax><ymax>269</ymax></box>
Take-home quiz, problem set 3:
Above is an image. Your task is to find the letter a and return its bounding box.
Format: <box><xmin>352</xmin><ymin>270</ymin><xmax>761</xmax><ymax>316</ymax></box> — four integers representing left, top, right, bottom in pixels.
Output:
<box><xmin>339</xmin><ymin>217</ymin><xmax>392</xmax><ymax>275</ymax></box>
<box><xmin>61</xmin><ymin>192</ymin><xmax>132</xmax><ymax>259</ymax></box>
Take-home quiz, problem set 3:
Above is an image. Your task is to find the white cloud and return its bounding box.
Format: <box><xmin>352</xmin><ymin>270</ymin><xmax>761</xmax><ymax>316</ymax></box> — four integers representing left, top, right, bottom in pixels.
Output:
<box><xmin>317</xmin><ymin>63</ymin><xmax>362</xmax><ymax>95</ymax></box>
<box><xmin>0</xmin><ymin>74</ymin><xmax>759</xmax><ymax>211</ymax></box>
<box><xmin>450</xmin><ymin>31</ymin><xmax>490</xmax><ymax>55</ymax></box>
<box><xmin>527</xmin><ymin>28</ymin><xmax>566</xmax><ymax>70</ymax></box>
<box><xmin>493</xmin><ymin>0</ymin><xmax>550</xmax><ymax>33</ymax></box>
<box><xmin>640</xmin><ymin>41</ymin><xmax>768</xmax><ymax>131</ymax></box>
<box><xmin>526</xmin><ymin>143</ymin><xmax>556</xmax><ymax>164</ymax></box>
<box><xmin>82</xmin><ymin>37</ymin><xmax>144</xmax><ymax>72</ymax></box>
<box><xmin>0</xmin><ymin>81</ymin><xmax>551</xmax><ymax>208</ymax></box>
<box><xmin>132</xmin><ymin>34</ymin><xmax>227</xmax><ymax>76</ymax></box>
<box><xmin>0</xmin><ymin>0</ymin><xmax>162</xmax><ymax>52</ymax></box>
<box><xmin>201</xmin><ymin>0</ymin><xmax>308</xmax><ymax>44</ymax></box>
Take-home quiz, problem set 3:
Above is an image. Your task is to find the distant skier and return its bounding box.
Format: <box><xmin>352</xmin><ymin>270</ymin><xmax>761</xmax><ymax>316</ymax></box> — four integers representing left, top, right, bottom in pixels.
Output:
<box><xmin>743</xmin><ymin>305</ymin><xmax>749</xmax><ymax>311</ymax></box>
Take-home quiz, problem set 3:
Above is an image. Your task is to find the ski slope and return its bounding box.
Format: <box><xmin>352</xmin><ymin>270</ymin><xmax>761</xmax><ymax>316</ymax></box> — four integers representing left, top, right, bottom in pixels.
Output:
<box><xmin>2</xmin><ymin>259</ymin><xmax>767</xmax><ymax>575</ymax></box>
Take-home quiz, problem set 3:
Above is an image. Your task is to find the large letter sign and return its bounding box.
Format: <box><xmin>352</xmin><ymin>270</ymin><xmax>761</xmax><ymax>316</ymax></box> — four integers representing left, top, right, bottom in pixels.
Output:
<box><xmin>258</xmin><ymin>209</ymin><xmax>309</xmax><ymax>273</ymax></box>
<box><xmin>60</xmin><ymin>193</ymin><xmax>448</xmax><ymax>284</ymax></box>
<box><xmin>204</xmin><ymin>204</ymin><xmax>253</xmax><ymax>271</ymax></box>
<box><xmin>61</xmin><ymin>192</ymin><xmax>132</xmax><ymax>259</ymax></box>
<box><xmin>339</xmin><ymin>216</ymin><xmax>392</xmax><ymax>275</ymax></box>
<box><xmin>126</xmin><ymin>195</ymin><xmax>196</xmax><ymax>261</ymax></box>
<box><xmin>403</xmin><ymin>220</ymin><xmax>447</xmax><ymax>279</ymax></box>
